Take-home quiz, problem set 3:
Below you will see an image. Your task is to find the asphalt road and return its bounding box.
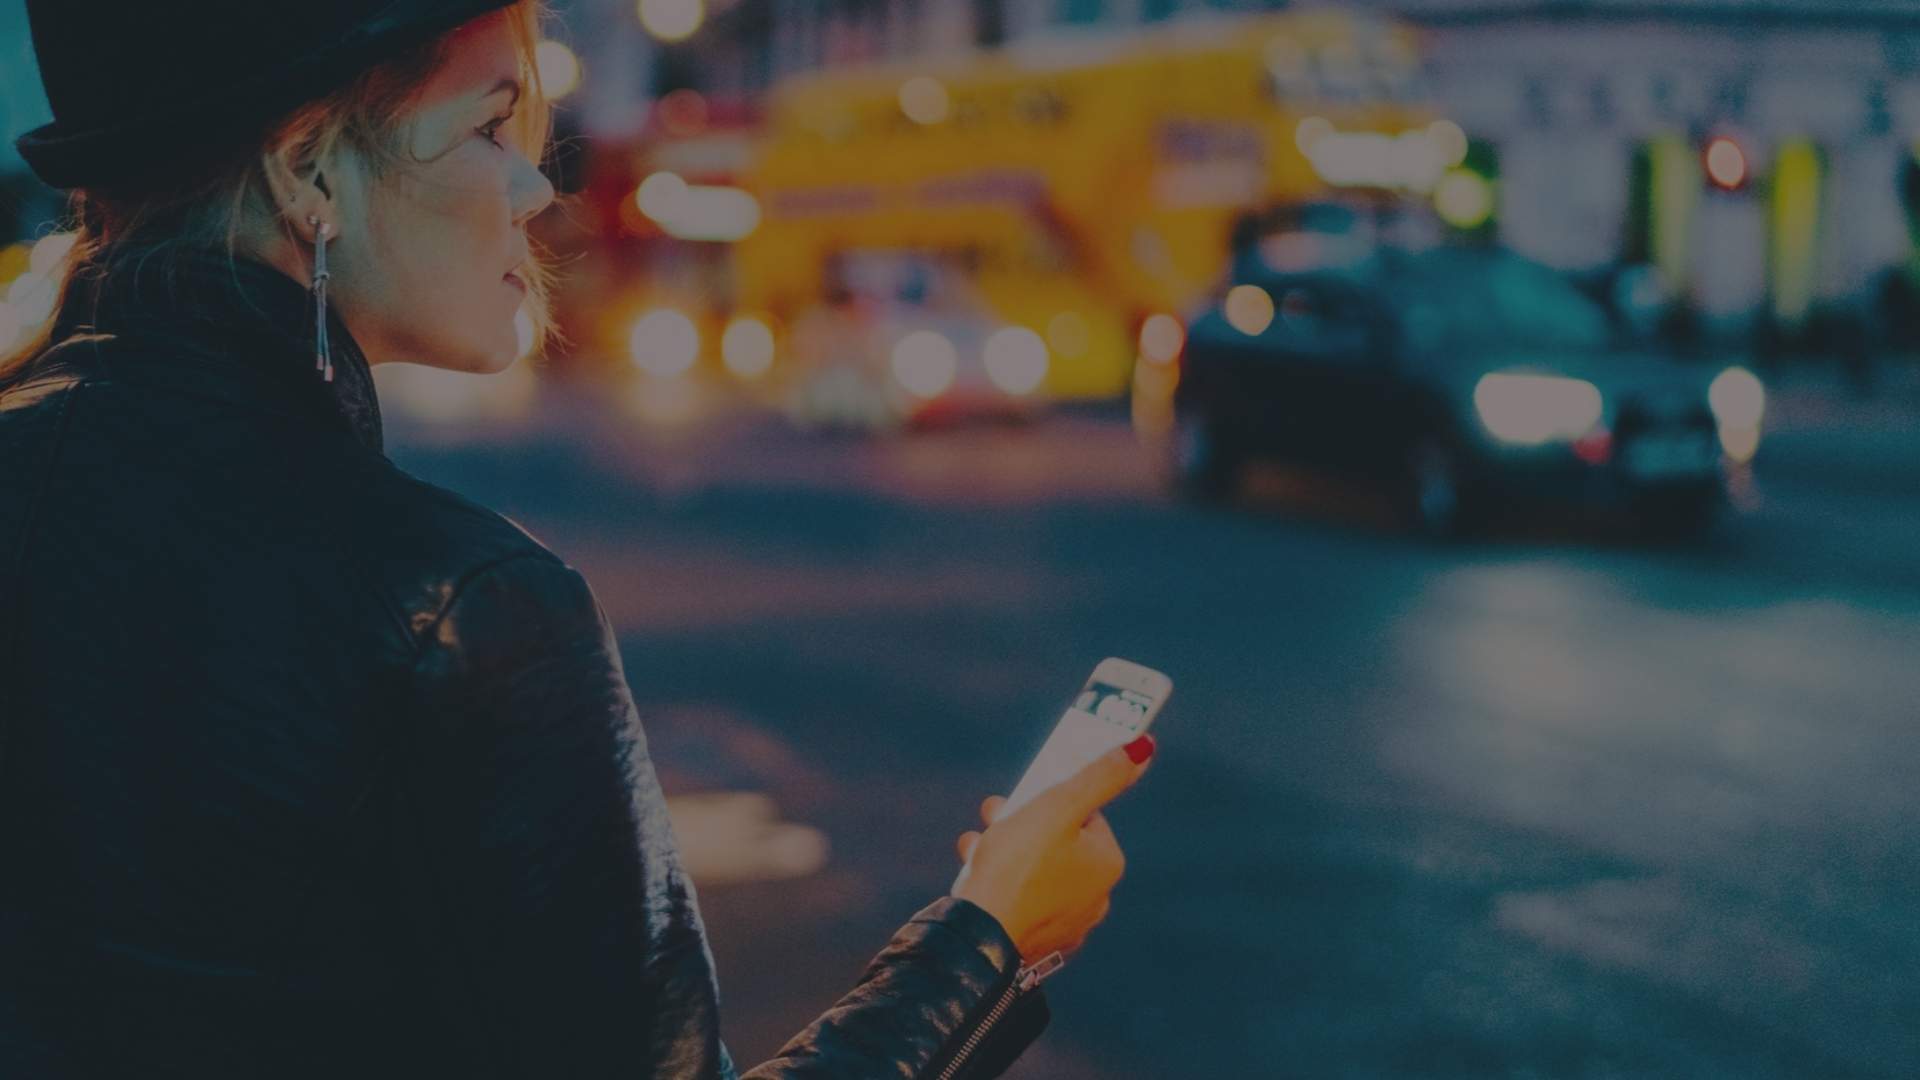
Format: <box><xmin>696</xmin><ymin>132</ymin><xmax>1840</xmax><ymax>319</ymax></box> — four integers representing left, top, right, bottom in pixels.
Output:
<box><xmin>385</xmin><ymin>381</ymin><xmax>1920</xmax><ymax>1080</ymax></box>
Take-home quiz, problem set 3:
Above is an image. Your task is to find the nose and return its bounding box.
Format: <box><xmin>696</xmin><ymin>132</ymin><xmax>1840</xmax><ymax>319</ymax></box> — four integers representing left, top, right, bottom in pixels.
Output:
<box><xmin>510</xmin><ymin>153</ymin><xmax>556</xmax><ymax>227</ymax></box>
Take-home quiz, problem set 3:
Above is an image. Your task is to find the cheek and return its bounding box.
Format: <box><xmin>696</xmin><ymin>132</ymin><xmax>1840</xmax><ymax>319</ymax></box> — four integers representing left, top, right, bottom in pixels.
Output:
<box><xmin>358</xmin><ymin>161</ymin><xmax>520</xmax><ymax>366</ymax></box>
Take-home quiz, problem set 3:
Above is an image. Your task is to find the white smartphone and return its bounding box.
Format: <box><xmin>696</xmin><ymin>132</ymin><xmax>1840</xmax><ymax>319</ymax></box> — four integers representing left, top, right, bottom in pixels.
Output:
<box><xmin>954</xmin><ymin>658</ymin><xmax>1170</xmax><ymax>892</ymax></box>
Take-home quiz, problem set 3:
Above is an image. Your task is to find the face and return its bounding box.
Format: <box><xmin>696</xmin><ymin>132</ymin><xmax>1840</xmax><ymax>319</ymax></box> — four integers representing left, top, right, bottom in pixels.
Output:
<box><xmin>324</xmin><ymin>12</ymin><xmax>553</xmax><ymax>372</ymax></box>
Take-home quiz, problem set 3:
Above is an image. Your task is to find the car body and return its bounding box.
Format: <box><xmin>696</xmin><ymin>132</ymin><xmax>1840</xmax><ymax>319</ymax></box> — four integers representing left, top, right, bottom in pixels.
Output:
<box><xmin>1160</xmin><ymin>247</ymin><xmax>1764</xmax><ymax>535</ymax></box>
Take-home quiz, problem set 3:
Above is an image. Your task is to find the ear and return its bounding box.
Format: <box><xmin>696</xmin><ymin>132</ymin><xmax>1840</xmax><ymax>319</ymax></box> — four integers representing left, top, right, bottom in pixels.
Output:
<box><xmin>260</xmin><ymin>134</ymin><xmax>338</xmax><ymax>244</ymax></box>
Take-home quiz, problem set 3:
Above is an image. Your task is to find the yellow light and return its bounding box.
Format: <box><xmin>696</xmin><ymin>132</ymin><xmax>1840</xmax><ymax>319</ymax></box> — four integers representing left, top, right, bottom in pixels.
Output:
<box><xmin>534</xmin><ymin>40</ymin><xmax>582</xmax><ymax>99</ymax></box>
<box><xmin>1224</xmin><ymin>285</ymin><xmax>1276</xmax><ymax>336</ymax></box>
<box><xmin>28</xmin><ymin>232</ymin><xmax>75</xmax><ymax>276</ymax></box>
<box><xmin>1046</xmin><ymin>311</ymin><xmax>1090</xmax><ymax>359</ymax></box>
<box><xmin>629</xmin><ymin>309</ymin><xmax>701</xmax><ymax>377</ymax></box>
<box><xmin>982</xmin><ymin>326</ymin><xmax>1050</xmax><ymax>396</ymax></box>
<box><xmin>636</xmin><ymin>171</ymin><xmax>688</xmax><ymax>219</ymax></box>
<box><xmin>638</xmin><ymin>0</ymin><xmax>704</xmax><ymax>42</ymax></box>
<box><xmin>514</xmin><ymin>307</ymin><xmax>537</xmax><ymax>360</ymax></box>
<box><xmin>898</xmin><ymin>76</ymin><xmax>951</xmax><ymax>126</ymax></box>
<box><xmin>1705</xmin><ymin>137</ymin><xmax>1747</xmax><ymax>190</ymax></box>
<box><xmin>1427</xmin><ymin>120</ymin><xmax>1469</xmax><ymax>169</ymax></box>
<box><xmin>1434</xmin><ymin>169</ymin><xmax>1495</xmax><ymax>229</ymax></box>
<box><xmin>0</xmin><ymin>242</ymin><xmax>31</xmax><ymax>287</ymax></box>
<box><xmin>1708</xmin><ymin>366</ymin><xmax>1766</xmax><ymax>431</ymax></box>
<box><xmin>890</xmin><ymin>331</ymin><xmax>958</xmax><ymax>398</ymax></box>
<box><xmin>1138</xmin><ymin>314</ymin><xmax>1185</xmax><ymax>365</ymax></box>
<box><xmin>722</xmin><ymin>316</ymin><xmax>776</xmax><ymax>379</ymax></box>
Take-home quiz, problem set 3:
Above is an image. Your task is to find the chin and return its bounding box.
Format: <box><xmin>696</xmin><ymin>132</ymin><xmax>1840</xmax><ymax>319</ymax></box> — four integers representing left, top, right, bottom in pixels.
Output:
<box><xmin>423</xmin><ymin>331</ymin><xmax>520</xmax><ymax>374</ymax></box>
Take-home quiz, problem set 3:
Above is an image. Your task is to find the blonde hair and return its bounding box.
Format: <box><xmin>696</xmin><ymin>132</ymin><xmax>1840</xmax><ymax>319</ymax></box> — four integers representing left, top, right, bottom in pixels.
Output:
<box><xmin>0</xmin><ymin>0</ymin><xmax>559</xmax><ymax>389</ymax></box>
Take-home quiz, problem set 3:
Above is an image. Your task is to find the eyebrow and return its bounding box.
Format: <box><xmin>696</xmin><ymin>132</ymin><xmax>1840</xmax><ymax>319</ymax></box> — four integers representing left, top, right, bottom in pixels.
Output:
<box><xmin>485</xmin><ymin>78</ymin><xmax>522</xmax><ymax>108</ymax></box>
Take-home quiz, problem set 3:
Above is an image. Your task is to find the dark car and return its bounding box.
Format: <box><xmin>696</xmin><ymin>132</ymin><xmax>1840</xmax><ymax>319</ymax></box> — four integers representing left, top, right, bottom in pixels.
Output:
<box><xmin>1157</xmin><ymin>247</ymin><xmax>1765</xmax><ymax>536</ymax></box>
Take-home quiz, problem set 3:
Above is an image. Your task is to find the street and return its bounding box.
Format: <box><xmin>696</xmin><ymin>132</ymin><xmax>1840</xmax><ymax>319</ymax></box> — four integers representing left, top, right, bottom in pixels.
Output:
<box><xmin>386</xmin><ymin>378</ymin><xmax>1920</xmax><ymax>1080</ymax></box>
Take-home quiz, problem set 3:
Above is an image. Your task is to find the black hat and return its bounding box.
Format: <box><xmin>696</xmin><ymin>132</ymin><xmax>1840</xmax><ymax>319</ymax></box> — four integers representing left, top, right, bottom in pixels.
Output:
<box><xmin>16</xmin><ymin>0</ymin><xmax>517</xmax><ymax>190</ymax></box>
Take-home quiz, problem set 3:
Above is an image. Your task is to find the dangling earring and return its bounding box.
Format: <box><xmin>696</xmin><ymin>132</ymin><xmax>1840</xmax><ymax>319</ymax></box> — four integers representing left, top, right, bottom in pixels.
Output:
<box><xmin>306</xmin><ymin>215</ymin><xmax>334</xmax><ymax>383</ymax></box>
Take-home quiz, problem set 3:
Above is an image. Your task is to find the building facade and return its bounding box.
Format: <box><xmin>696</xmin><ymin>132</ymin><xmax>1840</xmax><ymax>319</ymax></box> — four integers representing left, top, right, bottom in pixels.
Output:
<box><xmin>670</xmin><ymin>0</ymin><xmax>1920</xmax><ymax>342</ymax></box>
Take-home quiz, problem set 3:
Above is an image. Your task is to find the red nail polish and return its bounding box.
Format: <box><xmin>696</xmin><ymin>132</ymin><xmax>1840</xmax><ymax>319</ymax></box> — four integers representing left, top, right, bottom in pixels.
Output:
<box><xmin>1124</xmin><ymin>734</ymin><xmax>1156</xmax><ymax>764</ymax></box>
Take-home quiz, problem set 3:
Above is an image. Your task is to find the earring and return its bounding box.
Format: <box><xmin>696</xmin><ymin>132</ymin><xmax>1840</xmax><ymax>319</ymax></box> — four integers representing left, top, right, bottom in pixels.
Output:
<box><xmin>306</xmin><ymin>215</ymin><xmax>334</xmax><ymax>383</ymax></box>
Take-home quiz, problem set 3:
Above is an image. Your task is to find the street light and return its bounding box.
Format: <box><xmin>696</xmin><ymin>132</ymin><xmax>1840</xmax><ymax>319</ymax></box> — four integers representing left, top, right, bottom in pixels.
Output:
<box><xmin>1705</xmin><ymin>136</ymin><xmax>1749</xmax><ymax>192</ymax></box>
<box><xmin>639</xmin><ymin>0</ymin><xmax>704</xmax><ymax>43</ymax></box>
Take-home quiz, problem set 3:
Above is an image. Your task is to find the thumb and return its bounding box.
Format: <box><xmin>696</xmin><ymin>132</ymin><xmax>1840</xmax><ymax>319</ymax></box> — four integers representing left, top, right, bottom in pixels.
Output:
<box><xmin>1032</xmin><ymin>735</ymin><xmax>1155</xmax><ymax>828</ymax></box>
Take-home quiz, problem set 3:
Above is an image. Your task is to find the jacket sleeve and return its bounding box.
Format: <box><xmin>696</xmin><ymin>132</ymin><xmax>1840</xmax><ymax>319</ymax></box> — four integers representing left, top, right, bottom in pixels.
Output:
<box><xmin>741</xmin><ymin>897</ymin><xmax>1051</xmax><ymax>1080</ymax></box>
<box><xmin>405</xmin><ymin>554</ymin><xmax>731</xmax><ymax>1077</ymax></box>
<box><xmin>406</xmin><ymin>553</ymin><xmax>1049</xmax><ymax>1080</ymax></box>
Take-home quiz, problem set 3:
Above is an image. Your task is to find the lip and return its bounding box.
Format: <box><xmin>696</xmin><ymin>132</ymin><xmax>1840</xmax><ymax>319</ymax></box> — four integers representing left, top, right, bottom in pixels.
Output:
<box><xmin>504</xmin><ymin>271</ymin><xmax>527</xmax><ymax>293</ymax></box>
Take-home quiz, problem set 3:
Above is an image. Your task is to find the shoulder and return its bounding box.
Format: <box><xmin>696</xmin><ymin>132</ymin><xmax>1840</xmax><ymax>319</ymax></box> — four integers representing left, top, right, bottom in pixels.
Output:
<box><xmin>329</xmin><ymin>454</ymin><xmax>595</xmax><ymax>652</ymax></box>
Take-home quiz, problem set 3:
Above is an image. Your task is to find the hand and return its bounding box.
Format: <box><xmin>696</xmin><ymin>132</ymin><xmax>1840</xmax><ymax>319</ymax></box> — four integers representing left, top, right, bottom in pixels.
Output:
<box><xmin>950</xmin><ymin>736</ymin><xmax>1155</xmax><ymax>962</ymax></box>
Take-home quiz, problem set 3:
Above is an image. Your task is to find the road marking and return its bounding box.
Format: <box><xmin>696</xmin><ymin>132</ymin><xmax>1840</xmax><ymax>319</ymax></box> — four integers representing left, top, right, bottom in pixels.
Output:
<box><xmin>665</xmin><ymin>791</ymin><xmax>831</xmax><ymax>885</ymax></box>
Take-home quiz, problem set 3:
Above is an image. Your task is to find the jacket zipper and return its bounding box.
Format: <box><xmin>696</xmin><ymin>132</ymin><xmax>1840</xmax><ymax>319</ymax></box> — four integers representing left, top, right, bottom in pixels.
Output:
<box><xmin>932</xmin><ymin>951</ymin><xmax>1066</xmax><ymax>1080</ymax></box>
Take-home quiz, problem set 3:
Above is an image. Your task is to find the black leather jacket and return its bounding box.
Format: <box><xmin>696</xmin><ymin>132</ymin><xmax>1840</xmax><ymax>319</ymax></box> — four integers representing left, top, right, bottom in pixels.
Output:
<box><xmin>0</xmin><ymin>253</ymin><xmax>1047</xmax><ymax>1078</ymax></box>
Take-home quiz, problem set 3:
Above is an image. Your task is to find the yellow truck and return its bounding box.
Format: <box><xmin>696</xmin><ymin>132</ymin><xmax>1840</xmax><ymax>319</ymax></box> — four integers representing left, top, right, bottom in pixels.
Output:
<box><xmin>734</xmin><ymin>10</ymin><xmax>1443</xmax><ymax>408</ymax></box>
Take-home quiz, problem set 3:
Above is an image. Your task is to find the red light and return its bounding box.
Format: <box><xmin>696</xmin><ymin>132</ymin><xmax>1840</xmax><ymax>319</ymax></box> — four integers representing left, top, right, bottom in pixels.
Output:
<box><xmin>657</xmin><ymin>89</ymin><xmax>709</xmax><ymax>137</ymax></box>
<box><xmin>1573</xmin><ymin>428</ymin><xmax>1614</xmax><ymax>466</ymax></box>
<box><xmin>1705</xmin><ymin>137</ymin><xmax>1748</xmax><ymax>191</ymax></box>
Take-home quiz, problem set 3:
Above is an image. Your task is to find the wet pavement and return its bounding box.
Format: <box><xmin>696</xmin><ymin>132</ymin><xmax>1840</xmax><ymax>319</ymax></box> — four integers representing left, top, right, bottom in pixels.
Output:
<box><xmin>385</xmin><ymin>378</ymin><xmax>1920</xmax><ymax>1079</ymax></box>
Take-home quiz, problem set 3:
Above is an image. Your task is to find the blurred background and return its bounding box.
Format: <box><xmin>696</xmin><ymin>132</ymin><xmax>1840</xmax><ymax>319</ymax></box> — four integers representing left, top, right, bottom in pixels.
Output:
<box><xmin>6</xmin><ymin>1</ymin><xmax>1920</xmax><ymax>1076</ymax></box>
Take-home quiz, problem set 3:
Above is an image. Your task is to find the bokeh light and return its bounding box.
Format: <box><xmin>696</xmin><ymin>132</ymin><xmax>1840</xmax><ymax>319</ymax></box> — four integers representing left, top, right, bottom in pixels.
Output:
<box><xmin>722</xmin><ymin>316</ymin><xmax>777</xmax><ymax>380</ymax></box>
<box><xmin>535</xmin><ymin>40</ymin><xmax>582</xmax><ymax>99</ymax></box>
<box><xmin>898</xmin><ymin>77</ymin><xmax>952</xmax><ymax>126</ymax></box>
<box><xmin>1708</xmin><ymin>366</ymin><xmax>1766</xmax><ymax>428</ymax></box>
<box><xmin>890</xmin><ymin>330</ymin><xmax>958</xmax><ymax>398</ymax></box>
<box><xmin>1434</xmin><ymin>169</ymin><xmax>1496</xmax><ymax>229</ymax></box>
<box><xmin>1138</xmin><ymin>314</ymin><xmax>1185</xmax><ymax>365</ymax></box>
<box><xmin>1224</xmin><ymin>285</ymin><xmax>1276</xmax><ymax>337</ymax></box>
<box><xmin>1705</xmin><ymin>136</ymin><xmax>1748</xmax><ymax>190</ymax></box>
<box><xmin>982</xmin><ymin>327</ymin><xmax>1050</xmax><ymax>396</ymax></box>
<box><xmin>1473</xmin><ymin>373</ymin><xmax>1603</xmax><ymax>445</ymax></box>
<box><xmin>29</xmin><ymin>233</ymin><xmax>76</xmax><ymax>276</ymax></box>
<box><xmin>1427</xmin><ymin>119</ymin><xmax>1469</xmax><ymax>168</ymax></box>
<box><xmin>639</xmin><ymin>0</ymin><xmax>704</xmax><ymax>42</ymax></box>
<box><xmin>637</xmin><ymin>171</ymin><xmax>689</xmax><ymax>220</ymax></box>
<box><xmin>629</xmin><ymin>309</ymin><xmax>701</xmax><ymax>377</ymax></box>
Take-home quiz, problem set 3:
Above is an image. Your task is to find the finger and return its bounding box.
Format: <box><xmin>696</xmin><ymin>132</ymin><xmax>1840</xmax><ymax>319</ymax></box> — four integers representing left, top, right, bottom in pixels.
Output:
<box><xmin>1079</xmin><ymin>810</ymin><xmax>1117</xmax><ymax>848</ymax></box>
<box><xmin>956</xmin><ymin>831</ymin><xmax>980</xmax><ymax>863</ymax></box>
<box><xmin>1031</xmin><ymin>736</ymin><xmax>1155</xmax><ymax>830</ymax></box>
<box><xmin>1058</xmin><ymin>898</ymin><xmax>1113</xmax><ymax>962</ymax></box>
<box><xmin>979</xmin><ymin>796</ymin><xmax>1007</xmax><ymax>826</ymax></box>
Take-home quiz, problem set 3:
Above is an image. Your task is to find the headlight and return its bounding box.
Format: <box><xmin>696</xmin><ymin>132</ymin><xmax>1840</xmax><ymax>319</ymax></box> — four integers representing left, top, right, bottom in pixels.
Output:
<box><xmin>1473</xmin><ymin>373</ymin><xmax>1603</xmax><ymax>445</ymax></box>
<box><xmin>722</xmin><ymin>316</ymin><xmax>776</xmax><ymax>380</ymax></box>
<box><xmin>982</xmin><ymin>326</ymin><xmax>1049</xmax><ymax>395</ymax></box>
<box><xmin>890</xmin><ymin>330</ymin><xmax>958</xmax><ymax>398</ymax></box>
<box><xmin>1708</xmin><ymin>367</ymin><xmax>1765</xmax><ymax>431</ymax></box>
<box><xmin>629</xmin><ymin>309</ymin><xmax>700</xmax><ymax>378</ymax></box>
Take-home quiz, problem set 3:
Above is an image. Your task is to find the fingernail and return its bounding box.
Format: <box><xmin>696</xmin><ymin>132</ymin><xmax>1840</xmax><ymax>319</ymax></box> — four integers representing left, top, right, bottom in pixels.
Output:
<box><xmin>1124</xmin><ymin>734</ymin><xmax>1156</xmax><ymax>764</ymax></box>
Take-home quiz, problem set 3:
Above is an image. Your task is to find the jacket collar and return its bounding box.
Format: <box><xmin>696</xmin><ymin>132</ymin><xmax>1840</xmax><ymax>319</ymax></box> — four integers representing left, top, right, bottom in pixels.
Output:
<box><xmin>53</xmin><ymin>249</ymin><xmax>384</xmax><ymax>453</ymax></box>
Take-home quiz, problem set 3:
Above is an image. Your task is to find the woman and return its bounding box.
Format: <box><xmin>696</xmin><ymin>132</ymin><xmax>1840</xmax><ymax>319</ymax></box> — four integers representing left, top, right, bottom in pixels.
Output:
<box><xmin>0</xmin><ymin>2</ymin><xmax>1153</xmax><ymax>1077</ymax></box>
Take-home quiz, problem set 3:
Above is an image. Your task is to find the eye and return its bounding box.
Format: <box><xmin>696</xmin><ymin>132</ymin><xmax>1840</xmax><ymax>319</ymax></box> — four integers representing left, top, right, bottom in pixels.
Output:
<box><xmin>478</xmin><ymin>116</ymin><xmax>511</xmax><ymax>149</ymax></box>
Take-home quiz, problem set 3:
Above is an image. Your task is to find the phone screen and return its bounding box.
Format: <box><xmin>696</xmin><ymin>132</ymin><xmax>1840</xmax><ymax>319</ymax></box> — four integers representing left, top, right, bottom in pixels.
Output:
<box><xmin>1000</xmin><ymin>676</ymin><xmax>1163</xmax><ymax>817</ymax></box>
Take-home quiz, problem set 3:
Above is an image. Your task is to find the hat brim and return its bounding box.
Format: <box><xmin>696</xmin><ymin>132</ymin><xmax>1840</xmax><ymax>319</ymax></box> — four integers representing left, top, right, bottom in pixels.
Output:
<box><xmin>16</xmin><ymin>0</ymin><xmax>518</xmax><ymax>190</ymax></box>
